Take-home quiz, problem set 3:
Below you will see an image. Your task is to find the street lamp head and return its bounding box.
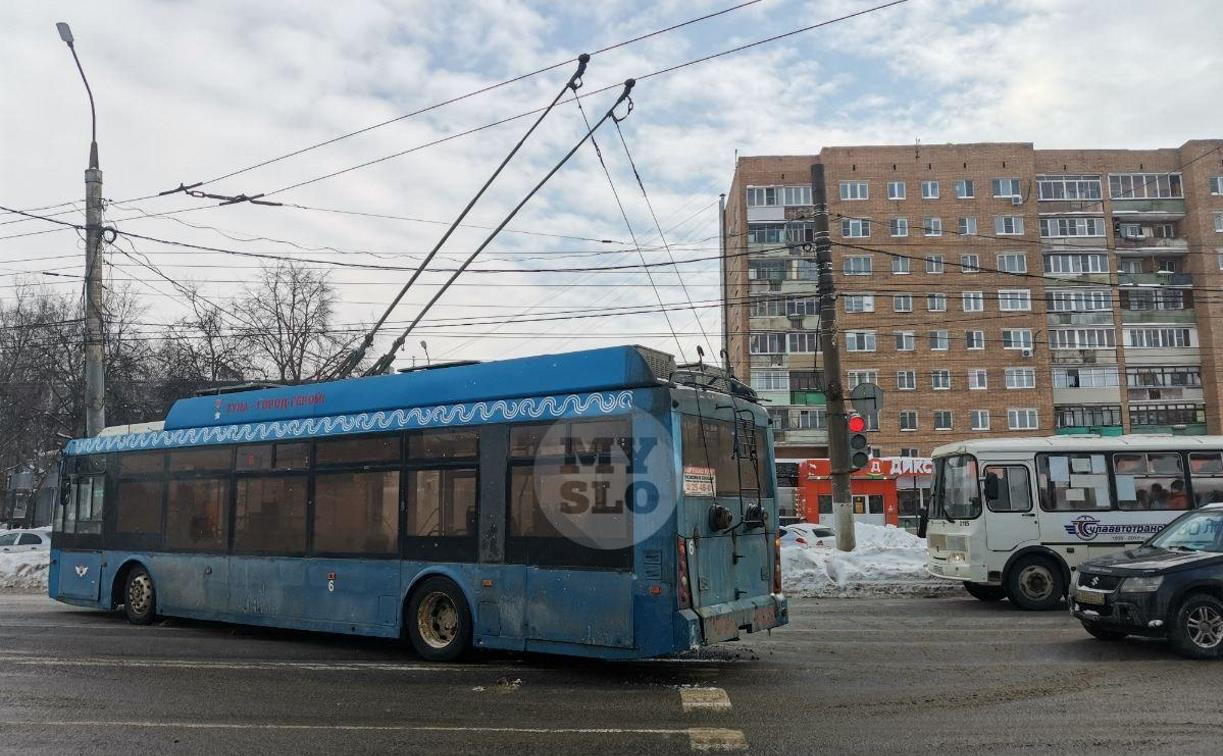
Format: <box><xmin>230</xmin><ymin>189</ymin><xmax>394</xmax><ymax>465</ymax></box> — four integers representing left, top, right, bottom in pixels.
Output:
<box><xmin>56</xmin><ymin>22</ymin><xmax>74</xmax><ymax>46</ymax></box>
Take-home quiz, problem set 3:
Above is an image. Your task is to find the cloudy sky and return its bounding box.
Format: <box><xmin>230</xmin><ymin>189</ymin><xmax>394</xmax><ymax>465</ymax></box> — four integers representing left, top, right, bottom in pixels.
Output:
<box><xmin>3</xmin><ymin>0</ymin><xmax>1221</xmax><ymax>370</ymax></box>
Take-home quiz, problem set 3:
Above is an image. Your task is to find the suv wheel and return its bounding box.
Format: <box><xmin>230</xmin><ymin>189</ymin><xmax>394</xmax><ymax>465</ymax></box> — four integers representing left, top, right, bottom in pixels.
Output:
<box><xmin>1170</xmin><ymin>593</ymin><xmax>1223</xmax><ymax>659</ymax></box>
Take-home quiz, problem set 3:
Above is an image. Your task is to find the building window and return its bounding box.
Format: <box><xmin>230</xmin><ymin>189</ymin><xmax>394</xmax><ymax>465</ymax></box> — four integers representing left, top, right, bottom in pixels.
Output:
<box><xmin>889</xmin><ymin>217</ymin><xmax>909</xmax><ymax>237</ymax></box>
<box><xmin>1048</xmin><ymin>289</ymin><xmax>1111</xmax><ymax>312</ymax></box>
<box><xmin>969</xmin><ymin>369</ymin><xmax>988</xmax><ymax>390</ymax></box>
<box><xmin>926</xmin><ymin>293</ymin><xmax>947</xmax><ymax>312</ymax></box>
<box><xmin>1050</xmin><ymin>328</ymin><xmax>1117</xmax><ymax>350</ymax></box>
<box><xmin>782</xmin><ymin>185</ymin><xmax>812</xmax><ymax>206</ymax></box>
<box><xmin>997</xmin><ymin>289</ymin><xmax>1032</xmax><ymax>311</ymax></box>
<box><xmin>925</xmin><ymin>254</ymin><xmax>944</xmax><ymax>273</ymax></box>
<box><xmin>1054</xmin><ymin>367</ymin><xmax>1119</xmax><ymax>389</ymax></box>
<box><xmin>962</xmin><ymin>291</ymin><xmax>984</xmax><ymax>312</ymax></box>
<box><xmin>795</xmin><ymin>260</ymin><xmax>819</xmax><ymax>281</ymax></box>
<box><xmin>893</xmin><ymin>294</ymin><xmax>913</xmax><ymax>312</ymax></box>
<box><xmin>841</xmin><ymin>218</ymin><xmax>871</xmax><ymax>238</ymax></box>
<box><xmin>750</xmin><ymin>333</ymin><xmax>786</xmax><ymax>354</ymax></box>
<box><xmin>1129</xmin><ymin>403</ymin><xmax>1205</xmax><ymax>427</ymax></box>
<box><xmin>746</xmin><ymin>186</ymin><xmax>777</xmax><ymax>207</ymax></box>
<box><xmin>1040</xmin><ymin>217</ymin><xmax>1105</xmax><ymax>237</ymax></box>
<box><xmin>1214</xmin><ymin>212</ymin><xmax>1223</xmax><ymax>233</ymax></box>
<box><xmin>843</xmin><ymin>294</ymin><xmax>875</xmax><ymax>313</ymax></box>
<box><xmin>933</xmin><ymin>411</ymin><xmax>952</xmax><ymax>431</ymax></box>
<box><xmin>960</xmin><ymin>253</ymin><xmax>980</xmax><ymax>272</ymax></box>
<box><xmin>848</xmin><ymin>370</ymin><xmax>878</xmax><ymax>389</ymax></box>
<box><xmin>970</xmin><ymin>410</ymin><xmax>991</xmax><ymax>431</ymax></box>
<box><xmin>1001</xmin><ymin>329</ymin><xmax>1033</xmax><ymax>350</ymax></box>
<box><xmin>891</xmin><ymin>255</ymin><xmax>910</xmax><ymax>274</ymax></box>
<box><xmin>750</xmin><ymin>370</ymin><xmax>789</xmax><ymax>392</ymax></box>
<box><xmin>1005</xmin><ymin>367</ymin><xmax>1036</xmax><ymax>389</ymax></box>
<box><xmin>1210</xmin><ymin>176</ymin><xmax>1223</xmax><ymax>195</ymax></box>
<box><xmin>1056</xmin><ymin>405</ymin><xmax>1122</xmax><ymax>429</ymax></box>
<box><xmin>957</xmin><ymin>217</ymin><xmax>978</xmax><ymax>236</ymax></box>
<box><xmin>794</xmin><ymin>408</ymin><xmax>826</xmax><ymax>429</ymax></box>
<box><xmin>1008</xmin><ymin>408</ymin><xmax>1039</xmax><ymax>430</ymax></box>
<box><xmin>843</xmin><ymin>255</ymin><xmax>872</xmax><ymax>274</ymax></box>
<box><xmin>992</xmin><ymin>177</ymin><xmax>1022</xmax><ymax>198</ymax></box>
<box><xmin>845</xmin><ymin>331</ymin><xmax>876</xmax><ymax>352</ymax></box>
<box><xmin>897</xmin><ymin>370</ymin><xmax>916</xmax><ymax>390</ymax></box>
<box><xmin>966</xmin><ymin>330</ymin><xmax>984</xmax><ymax>350</ymax></box>
<box><xmin>931</xmin><ymin>369</ymin><xmax>951</xmax><ymax>389</ymax></box>
<box><xmin>788</xmin><ymin>296</ymin><xmax>818</xmax><ymax>316</ymax></box>
<box><xmin>899</xmin><ymin>411</ymin><xmax>918</xmax><ymax>431</ymax></box>
<box><xmin>1109</xmin><ymin>173</ymin><xmax>1183</xmax><ymax>200</ymax></box>
<box><xmin>1044</xmin><ymin>253</ymin><xmax>1108</xmax><ymax>274</ymax></box>
<box><xmin>1037</xmin><ymin>175</ymin><xmax>1102</xmax><ymax>200</ymax></box>
<box><xmin>921</xmin><ymin>180</ymin><xmax>939</xmax><ymax>199</ymax></box>
<box><xmin>1126</xmin><ymin>327</ymin><xmax>1193</xmax><ymax>349</ymax></box>
<box><xmin>895</xmin><ymin>331</ymin><xmax>916</xmax><ymax>351</ymax></box>
<box><xmin>788</xmin><ymin>332</ymin><xmax>821</xmax><ymax>353</ymax></box>
<box><xmin>840</xmin><ymin>181</ymin><xmax>869</xmax><ymax>200</ymax></box>
<box><xmin>888</xmin><ymin>181</ymin><xmax>906</xmax><ymax>200</ymax></box>
<box><xmin>929</xmin><ymin>330</ymin><xmax>950</xmax><ymax>351</ymax></box>
<box><xmin>994</xmin><ymin>215</ymin><xmax>1024</xmax><ymax>235</ymax></box>
<box><xmin>997</xmin><ymin>253</ymin><xmax>1027</xmax><ymax>273</ymax></box>
<box><xmin>924</xmin><ymin>217</ymin><xmax>943</xmax><ymax>237</ymax></box>
<box><xmin>1127</xmin><ymin>366</ymin><xmax>1201</xmax><ymax>389</ymax></box>
<box><xmin>1125</xmin><ymin>288</ymin><xmax>1185</xmax><ymax>312</ymax></box>
<box><xmin>955</xmin><ymin>179</ymin><xmax>975</xmax><ymax>199</ymax></box>
<box><xmin>748</xmin><ymin>259</ymin><xmax>786</xmax><ymax>281</ymax></box>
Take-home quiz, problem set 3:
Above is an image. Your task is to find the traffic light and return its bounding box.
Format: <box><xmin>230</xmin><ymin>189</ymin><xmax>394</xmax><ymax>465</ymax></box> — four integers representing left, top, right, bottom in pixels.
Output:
<box><xmin>847</xmin><ymin>414</ymin><xmax>870</xmax><ymax>471</ymax></box>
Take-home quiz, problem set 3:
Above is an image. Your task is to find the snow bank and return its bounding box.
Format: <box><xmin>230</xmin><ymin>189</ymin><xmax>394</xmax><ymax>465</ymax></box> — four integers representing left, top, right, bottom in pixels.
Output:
<box><xmin>0</xmin><ymin>549</ymin><xmax>49</xmax><ymax>593</ymax></box>
<box><xmin>781</xmin><ymin>523</ymin><xmax>953</xmax><ymax>597</ymax></box>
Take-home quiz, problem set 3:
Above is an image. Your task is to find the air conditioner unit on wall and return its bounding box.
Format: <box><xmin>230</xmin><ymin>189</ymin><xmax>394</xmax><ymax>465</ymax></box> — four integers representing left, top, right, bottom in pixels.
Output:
<box><xmin>1011</xmin><ymin>195</ymin><xmax>1023</xmax><ymax>206</ymax></box>
<box><xmin>1021</xmin><ymin>348</ymin><xmax>1033</xmax><ymax>358</ymax></box>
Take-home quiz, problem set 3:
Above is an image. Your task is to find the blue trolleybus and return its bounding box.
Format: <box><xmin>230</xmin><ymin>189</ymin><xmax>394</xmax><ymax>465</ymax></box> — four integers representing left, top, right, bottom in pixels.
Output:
<box><xmin>49</xmin><ymin>346</ymin><xmax>787</xmax><ymax>660</ymax></box>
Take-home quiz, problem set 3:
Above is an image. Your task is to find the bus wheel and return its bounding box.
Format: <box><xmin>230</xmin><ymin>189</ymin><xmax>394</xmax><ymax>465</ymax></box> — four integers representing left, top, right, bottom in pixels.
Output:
<box><xmin>1169</xmin><ymin>593</ymin><xmax>1223</xmax><ymax>660</ymax></box>
<box><xmin>963</xmin><ymin>582</ymin><xmax>1006</xmax><ymax>602</ymax></box>
<box><xmin>1006</xmin><ymin>556</ymin><xmax>1064</xmax><ymax>611</ymax></box>
<box><xmin>123</xmin><ymin>566</ymin><xmax>157</xmax><ymax>625</ymax></box>
<box><xmin>406</xmin><ymin>577</ymin><xmax>472</xmax><ymax>662</ymax></box>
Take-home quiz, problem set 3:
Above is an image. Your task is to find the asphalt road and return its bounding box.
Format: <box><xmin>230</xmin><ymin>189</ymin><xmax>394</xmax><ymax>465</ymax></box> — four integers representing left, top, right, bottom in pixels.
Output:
<box><xmin>0</xmin><ymin>592</ymin><xmax>1220</xmax><ymax>755</ymax></box>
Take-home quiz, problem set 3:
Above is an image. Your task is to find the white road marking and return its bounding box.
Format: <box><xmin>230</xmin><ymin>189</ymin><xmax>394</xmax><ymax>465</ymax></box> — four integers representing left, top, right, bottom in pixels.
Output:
<box><xmin>0</xmin><ymin>656</ymin><xmax>492</xmax><ymax>673</ymax></box>
<box><xmin>680</xmin><ymin>687</ymin><xmax>732</xmax><ymax>713</ymax></box>
<box><xmin>687</xmin><ymin>728</ymin><xmax>749</xmax><ymax>752</ymax></box>
<box><xmin>0</xmin><ymin>719</ymin><xmax>745</xmax><ymax>749</ymax></box>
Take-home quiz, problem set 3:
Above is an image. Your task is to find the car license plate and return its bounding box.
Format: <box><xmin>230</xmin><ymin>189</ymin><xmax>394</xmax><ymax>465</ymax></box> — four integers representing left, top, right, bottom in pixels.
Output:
<box><xmin>1076</xmin><ymin>588</ymin><xmax>1106</xmax><ymax>606</ymax></box>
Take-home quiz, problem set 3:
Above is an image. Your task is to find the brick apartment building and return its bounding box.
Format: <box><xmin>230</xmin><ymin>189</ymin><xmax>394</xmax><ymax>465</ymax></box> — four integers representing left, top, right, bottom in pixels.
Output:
<box><xmin>722</xmin><ymin>140</ymin><xmax>1223</xmax><ymax>461</ymax></box>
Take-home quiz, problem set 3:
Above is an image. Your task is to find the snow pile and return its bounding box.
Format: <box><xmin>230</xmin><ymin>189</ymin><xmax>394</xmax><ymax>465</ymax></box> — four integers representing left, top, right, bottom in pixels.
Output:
<box><xmin>781</xmin><ymin>523</ymin><xmax>953</xmax><ymax>597</ymax></box>
<box><xmin>0</xmin><ymin>549</ymin><xmax>49</xmax><ymax>593</ymax></box>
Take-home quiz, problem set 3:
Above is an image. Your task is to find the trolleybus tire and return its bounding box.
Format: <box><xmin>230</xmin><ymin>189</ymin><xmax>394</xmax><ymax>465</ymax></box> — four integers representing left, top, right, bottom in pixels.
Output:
<box><xmin>1080</xmin><ymin>621</ymin><xmax>1126</xmax><ymax>642</ymax></box>
<box><xmin>963</xmin><ymin>582</ymin><xmax>1006</xmax><ymax>602</ymax></box>
<box><xmin>123</xmin><ymin>565</ymin><xmax>157</xmax><ymax>625</ymax></box>
<box><xmin>1169</xmin><ymin>593</ymin><xmax>1223</xmax><ymax>660</ymax></box>
<box><xmin>1005</xmin><ymin>555</ymin><xmax>1064</xmax><ymax>611</ymax></box>
<box><xmin>406</xmin><ymin>576</ymin><xmax>472</xmax><ymax>662</ymax></box>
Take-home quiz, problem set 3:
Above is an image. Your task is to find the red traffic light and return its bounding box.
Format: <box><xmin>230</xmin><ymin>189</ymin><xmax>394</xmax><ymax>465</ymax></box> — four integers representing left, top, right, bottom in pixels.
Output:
<box><xmin>847</xmin><ymin>415</ymin><xmax>867</xmax><ymax>433</ymax></box>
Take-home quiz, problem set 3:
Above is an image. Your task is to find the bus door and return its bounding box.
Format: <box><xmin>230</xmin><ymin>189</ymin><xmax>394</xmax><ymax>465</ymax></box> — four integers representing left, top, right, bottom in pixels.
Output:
<box><xmin>53</xmin><ymin>460</ymin><xmax>106</xmax><ymax>603</ymax></box>
<box><xmin>982</xmin><ymin>464</ymin><xmax>1038</xmax><ymax>551</ymax></box>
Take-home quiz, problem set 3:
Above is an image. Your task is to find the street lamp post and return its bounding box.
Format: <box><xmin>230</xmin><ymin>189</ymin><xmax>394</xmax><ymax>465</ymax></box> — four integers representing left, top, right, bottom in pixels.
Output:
<box><xmin>56</xmin><ymin>22</ymin><xmax>106</xmax><ymax>436</ymax></box>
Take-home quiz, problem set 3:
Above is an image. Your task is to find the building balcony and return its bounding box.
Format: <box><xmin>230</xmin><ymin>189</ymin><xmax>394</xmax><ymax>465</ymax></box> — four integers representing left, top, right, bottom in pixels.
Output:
<box><xmin>1121</xmin><ymin>308</ymin><xmax>1195</xmax><ymax>324</ymax></box>
<box><xmin>1113</xmin><ymin>236</ymin><xmax>1188</xmax><ymax>252</ymax></box>
<box><xmin>1118</xmin><ymin>272</ymin><xmax>1192</xmax><ymax>287</ymax></box>
<box><xmin>1056</xmin><ymin>425</ymin><xmax>1124</xmax><ymax>437</ymax></box>
<box><xmin>1127</xmin><ymin>386</ymin><xmax>1205</xmax><ymax>403</ymax></box>
<box><xmin>1131</xmin><ymin>423</ymin><xmax>1208</xmax><ymax>436</ymax></box>
<box><xmin>790</xmin><ymin>390</ymin><xmax>827</xmax><ymax>406</ymax></box>
<box><xmin>1047</xmin><ymin>312</ymin><xmax>1114</xmax><ymax>327</ymax></box>
<box><xmin>1109</xmin><ymin>197</ymin><xmax>1186</xmax><ymax>219</ymax></box>
<box><xmin>1042</xmin><ymin>271</ymin><xmax>1111</xmax><ymax>284</ymax></box>
<box><xmin>1053</xmin><ymin>386</ymin><xmax>1122</xmax><ymax>404</ymax></box>
<box><xmin>1050</xmin><ymin>350</ymin><xmax>1118</xmax><ymax>366</ymax></box>
<box><xmin>773</xmin><ymin>428</ymin><xmax>829</xmax><ymax>446</ymax></box>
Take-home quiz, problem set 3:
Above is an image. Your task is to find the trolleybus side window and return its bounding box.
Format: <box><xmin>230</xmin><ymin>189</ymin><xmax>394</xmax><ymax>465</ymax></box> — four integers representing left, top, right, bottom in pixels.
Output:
<box><xmin>1113</xmin><ymin>452</ymin><xmax>1189</xmax><ymax>510</ymax></box>
<box><xmin>312</xmin><ymin>435</ymin><xmax>402</xmax><ymax>555</ymax></box>
<box><xmin>59</xmin><ymin>455</ymin><xmax>107</xmax><ymax>535</ymax></box>
<box><xmin>114</xmin><ymin>452</ymin><xmax>166</xmax><ymax>541</ymax></box>
<box><xmin>166</xmin><ymin>477</ymin><xmax>230</xmax><ymax>551</ymax></box>
<box><xmin>1188</xmin><ymin>452</ymin><xmax>1223</xmax><ymax>507</ymax></box>
<box><xmin>506</xmin><ymin>418</ymin><xmax>634</xmax><ymax>570</ymax></box>
<box><xmin>404</xmin><ymin>429</ymin><xmax>479</xmax><ymax>562</ymax></box>
<box><xmin>233</xmin><ymin>475</ymin><xmax>308</xmax><ymax>554</ymax></box>
<box><xmin>1036</xmin><ymin>454</ymin><xmax>1110</xmax><ymax>511</ymax></box>
<box><xmin>983</xmin><ymin>465</ymin><xmax>1032</xmax><ymax>513</ymax></box>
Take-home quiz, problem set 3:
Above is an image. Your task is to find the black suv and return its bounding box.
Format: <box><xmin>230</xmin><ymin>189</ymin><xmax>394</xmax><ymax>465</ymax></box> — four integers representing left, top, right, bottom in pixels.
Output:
<box><xmin>1071</xmin><ymin>505</ymin><xmax>1223</xmax><ymax>659</ymax></box>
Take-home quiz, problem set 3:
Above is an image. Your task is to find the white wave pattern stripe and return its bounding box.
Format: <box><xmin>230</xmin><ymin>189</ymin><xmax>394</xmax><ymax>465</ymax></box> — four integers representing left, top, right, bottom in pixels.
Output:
<box><xmin>67</xmin><ymin>391</ymin><xmax>635</xmax><ymax>455</ymax></box>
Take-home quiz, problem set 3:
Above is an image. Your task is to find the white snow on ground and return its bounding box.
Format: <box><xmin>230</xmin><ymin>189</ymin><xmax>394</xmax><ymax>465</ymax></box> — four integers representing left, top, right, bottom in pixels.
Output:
<box><xmin>782</xmin><ymin>523</ymin><xmax>956</xmax><ymax>597</ymax></box>
<box><xmin>0</xmin><ymin>550</ymin><xmax>49</xmax><ymax>593</ymax></box>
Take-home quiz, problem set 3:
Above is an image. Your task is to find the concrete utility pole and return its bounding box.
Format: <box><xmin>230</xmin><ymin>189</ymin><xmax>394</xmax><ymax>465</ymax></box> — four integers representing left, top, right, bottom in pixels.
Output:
<box><xmin>57</xmin><ymin>22</ymin><xmax>106</xmax><ymax>436</ymax></box>
<box><xmin>810</xmin><ymin>163</ymin><xmax>855</xmax><ymax>551</ymax></box>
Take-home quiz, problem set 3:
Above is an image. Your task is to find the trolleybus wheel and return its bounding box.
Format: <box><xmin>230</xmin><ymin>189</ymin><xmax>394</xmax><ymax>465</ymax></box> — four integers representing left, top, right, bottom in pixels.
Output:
<box><xmin>406</xmin><ymin>576</ymin><xmax>472</xmax><ymax>662</ymax></box>
<box><xmin>963</xmin><ymin>582</ymin><xmax>1006</xmax><ymax>602</ymax></box>
<box><xmin>123</xmin><ymin>565</ymin><xmax>157</xmax><ymax>625</ymax></box>
<box><xmin>1006</xmin><ymin>556</ymin><xmax>1064</xmax><ymax>611</ymax></box>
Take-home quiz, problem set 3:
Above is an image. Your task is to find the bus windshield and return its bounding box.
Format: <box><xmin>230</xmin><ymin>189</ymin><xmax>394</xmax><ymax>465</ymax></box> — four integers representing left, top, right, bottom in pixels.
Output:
<box><xmin>933</xmin><ymin>454</ymin><xmax>981</xmax><ymax>520</ymax></box>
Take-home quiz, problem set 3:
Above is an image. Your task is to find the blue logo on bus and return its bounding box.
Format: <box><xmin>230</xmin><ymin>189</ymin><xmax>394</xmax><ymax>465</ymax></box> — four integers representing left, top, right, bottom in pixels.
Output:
<box><xmin>1063</xmin><ymin>515</ymin><xmax>1164</xmax><ymax>541</ymax></box>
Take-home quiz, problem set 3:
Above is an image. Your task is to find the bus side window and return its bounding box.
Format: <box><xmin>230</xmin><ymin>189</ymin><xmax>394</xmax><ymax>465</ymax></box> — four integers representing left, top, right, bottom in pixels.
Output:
<box><xmin>1114</xmin><ymin>453</ymin><xmax>1188</xmax><ymax>511</ymax></box>
<box><xmin>1036</xmin><ymin>454</ymin><xmax>1110</xmax><ymax>511</ymax></box>
<box><xmin>1188</xmin><ymin>452</ymin><xmax>1223</xmax><ymax>508</ymax></box>
<box><xmin>983</xmin><ymin>466</ymin><xmax>1032</xmax><ymax>513</ymax></box>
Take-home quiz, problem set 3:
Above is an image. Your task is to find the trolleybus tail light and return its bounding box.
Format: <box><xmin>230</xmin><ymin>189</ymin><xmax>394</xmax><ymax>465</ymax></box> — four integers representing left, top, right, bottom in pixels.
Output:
<box><xmin>677</xmin><ymin>536</ymin><xmax>692</xmax><ymax>610</ymax></box>
<box><xmin>773</xmin><ymin>531</ymin><xmax>782</xmax><ymax>594</ymax></box>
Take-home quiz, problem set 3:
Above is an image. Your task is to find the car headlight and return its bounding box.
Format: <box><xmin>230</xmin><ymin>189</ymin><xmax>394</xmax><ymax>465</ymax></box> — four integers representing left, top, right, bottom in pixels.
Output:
<box><xmin>1120</xmin><ymin>575</ymin><xmax>1163</xmax><ymax>593</ymax></box>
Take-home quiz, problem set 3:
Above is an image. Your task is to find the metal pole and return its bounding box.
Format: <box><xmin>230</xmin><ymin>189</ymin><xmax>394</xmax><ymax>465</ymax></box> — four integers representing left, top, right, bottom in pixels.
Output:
<box><xmin>718</xmin><ymin>193</ymin><xmax>728</xmax><ymax>368</ymax></box>
<box><xmin>810</xmin><ymin>163</ymin><xmax>854</xmax><ymax>551</ymax></box>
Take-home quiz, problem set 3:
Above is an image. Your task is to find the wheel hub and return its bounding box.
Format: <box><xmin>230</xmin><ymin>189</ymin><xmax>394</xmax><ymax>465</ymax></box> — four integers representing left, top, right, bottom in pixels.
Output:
<box><xmin>417</xmin><ymin>592</ymin><xmax>458</xmax><ymax>649</ymax></box>
<box><xmin>1018</xmin><ymin>565</ymin><xmax>1052</xmax><ymax>601</ymax></box>
<box><xmin>1186</xmin><ymin>605</ymin><xmax>1223</xmax><ymax>649</ymax></box>
<box><xmin>128</xmin><ymin>574</ymin><xmax>152</xmax><ymax>614</ymax></box>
